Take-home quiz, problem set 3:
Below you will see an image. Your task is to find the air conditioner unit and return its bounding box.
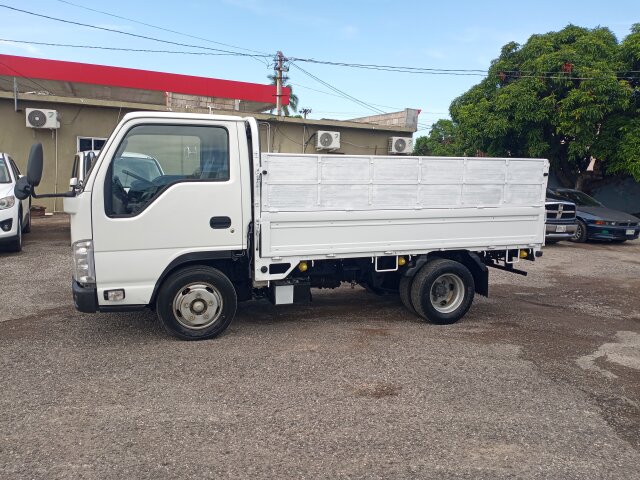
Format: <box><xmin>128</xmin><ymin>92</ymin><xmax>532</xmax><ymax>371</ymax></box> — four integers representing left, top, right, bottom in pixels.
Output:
<box><xmin>26</xmin><ymin>108</ymin><xmax>60</xmax><ymax>129</ymax></box>
<box><xmin>388</xmin><ymin>137</ymin><xmax>413</xmax><ymax>154</ymax></box>
<box><xmin>316</xmin><ymin>131</ymin><xmax>340</xmax><ymax>150</ymax></box>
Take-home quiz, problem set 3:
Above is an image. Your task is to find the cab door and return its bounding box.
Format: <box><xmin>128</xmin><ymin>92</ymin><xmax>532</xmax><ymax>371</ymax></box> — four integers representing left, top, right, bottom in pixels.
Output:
<box><xmin>90</xmin><ymin>118</ymin><xmax>244</xmax><ymax>307</ymax></box>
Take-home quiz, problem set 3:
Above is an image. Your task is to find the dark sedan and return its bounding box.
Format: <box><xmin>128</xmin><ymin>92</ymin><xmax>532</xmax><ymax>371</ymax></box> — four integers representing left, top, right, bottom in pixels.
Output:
<box><xmin>548</xmin><ymin>188</ymin><xmax>640</xmax><ymax>243</ymax></box>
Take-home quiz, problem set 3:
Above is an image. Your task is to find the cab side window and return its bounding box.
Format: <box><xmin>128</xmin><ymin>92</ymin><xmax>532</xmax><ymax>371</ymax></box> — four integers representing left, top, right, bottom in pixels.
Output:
<box><xmin>105</xmin><ymin>124</ymin><xmax>229</xmax><ymax>216</ymax></box>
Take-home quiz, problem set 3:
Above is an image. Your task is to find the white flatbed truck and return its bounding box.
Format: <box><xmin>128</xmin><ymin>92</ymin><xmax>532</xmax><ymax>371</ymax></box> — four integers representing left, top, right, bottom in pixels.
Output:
<box><xmin>15</xmin><ymin>112</ymin><xmax>548</xmax><ymax>340</ymax></box>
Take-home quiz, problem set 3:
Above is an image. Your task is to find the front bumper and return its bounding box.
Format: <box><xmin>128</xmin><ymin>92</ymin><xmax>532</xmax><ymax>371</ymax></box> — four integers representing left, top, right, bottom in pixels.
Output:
<box><xmin>545</xmin><ymin>223</ymin><xmax>577</xmax><ymax>240</ymax></box>
<box><xmin>587</xmin><ymin>225</ymin><xmax>640</xmax><ymax>241</ymax></box>
<box><xmin>72</xmin><ymin>279</ymin><xmax>98</xmax><ymax>313</ymax></box>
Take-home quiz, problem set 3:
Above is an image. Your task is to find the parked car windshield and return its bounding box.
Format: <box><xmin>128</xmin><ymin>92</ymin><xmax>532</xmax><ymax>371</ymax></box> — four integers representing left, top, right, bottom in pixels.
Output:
<box><xmin>0</xmin><ymin>159</ymin><xmax>11</xmax><ymax>183</ymax></box>
<box><xmin>553</xmin><ymin>190</ymin><xmax>602</xmax><ymax>207</ymax></box>
<box><xmin>113</xmin><ymin>156</ymin><xmax>164</xmax><ymax>188</ymax></box>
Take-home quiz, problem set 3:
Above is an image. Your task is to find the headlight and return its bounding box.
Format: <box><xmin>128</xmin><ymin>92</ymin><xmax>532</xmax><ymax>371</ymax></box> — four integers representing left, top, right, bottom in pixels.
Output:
<box><xmin>0</xmin><ymin>195</ymin><xmax>15</xmax><ymax>210</ymax></box>
<box><xmin>72</xmin><ymin>239</ymin><xmax>96</xmax><ymax>285</ymax></box>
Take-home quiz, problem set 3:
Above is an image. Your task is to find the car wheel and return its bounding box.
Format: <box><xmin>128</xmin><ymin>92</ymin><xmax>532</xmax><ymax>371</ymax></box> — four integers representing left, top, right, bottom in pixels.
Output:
<box><xmin>410</xmin><ymin>259</ymin><xmax>475</xmax><ymax>325</ymax></box>
<box><xmin>570</xmin><ymin>220</ymin><xmax>587</xmax><ymax>243</ymax></box>
<box><xmin>8</xmin><ymin>213</ymin><xmax>22</xmax><ymax>252</ymax></box>
<box><xmin>156</xmin><ymin>266</ymin><xmax>237</xmax><ymax>340</ymax></box>
<box><xmin>399</xmin><ymin>275</ymin><xmax>417</xmax><ymax>315</ymax></box>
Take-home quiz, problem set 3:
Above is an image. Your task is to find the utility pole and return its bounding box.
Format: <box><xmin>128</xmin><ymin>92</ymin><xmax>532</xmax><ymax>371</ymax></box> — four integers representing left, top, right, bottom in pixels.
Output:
<box><xmin>300</xmin><ymin>108</ymin><xmax>312</xmax><ymax>119</ymax></box>
<box><xmin>275</xmin><ymin>51</ymin><xmax>284</xmax><ymax>116</ymax></box>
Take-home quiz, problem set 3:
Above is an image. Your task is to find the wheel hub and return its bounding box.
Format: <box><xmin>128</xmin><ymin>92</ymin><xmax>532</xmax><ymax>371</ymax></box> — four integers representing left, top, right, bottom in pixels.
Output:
<box><xmin>172</xmin><ymin>283</ymin><xmax>223</xmax><ymax>329</ymax></box>
<box><xmin>430</xmin><ymin>274</ymin><xmax>465</xmax><ymax>314</ymax></box>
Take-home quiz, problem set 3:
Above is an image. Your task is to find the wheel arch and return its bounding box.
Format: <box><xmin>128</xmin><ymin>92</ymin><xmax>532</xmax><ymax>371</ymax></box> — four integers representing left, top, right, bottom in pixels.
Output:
<box><xmin>404</xmin><ymin>250</ymin><xmax>488</xmax><ymax>297</ymax></box>
<box><xmin>149</xmin><ymin>251</ymin><xmax>248</xmax><ymax>307</ymax></box>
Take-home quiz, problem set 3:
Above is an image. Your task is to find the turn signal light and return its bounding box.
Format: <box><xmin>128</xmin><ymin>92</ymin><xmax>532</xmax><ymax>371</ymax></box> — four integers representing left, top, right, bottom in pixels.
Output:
<box><xmin>398</xmin><ymin>256</ymin><xmax>407</xmax><ymax>266</ymax></box>
<box><xmin>298</xmin><ymin>261</ymin><xmax>308</xmax><ymax>272</ymax></box>
<box><xmin>594</xmin><ymin>220</ymin><xmax>605</xmax><ymax>225</ymax></box>
<box><xmin>519</xmin><ymin>250</ymin><xmax>528</xmax><ymax>259</ymax></box>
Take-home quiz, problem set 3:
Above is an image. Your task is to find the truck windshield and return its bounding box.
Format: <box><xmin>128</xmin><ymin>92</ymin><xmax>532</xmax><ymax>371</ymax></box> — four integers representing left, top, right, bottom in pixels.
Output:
<box><xmin>0</xmin><ymin>159</ymin><xmax>11</xmax><ymax>183</ymax></box>
<box><xmin>554</xmin><ymin>190</ymin><xmax>602</xmax><ymax>207</ymax></box>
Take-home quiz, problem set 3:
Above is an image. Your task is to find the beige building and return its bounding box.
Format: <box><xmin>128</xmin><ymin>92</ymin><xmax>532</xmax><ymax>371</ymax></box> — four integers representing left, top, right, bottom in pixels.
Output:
<box><xmin>0</xmin><ymin>54</ymin><xmax>418</xmax><ymax>211</ymax></box>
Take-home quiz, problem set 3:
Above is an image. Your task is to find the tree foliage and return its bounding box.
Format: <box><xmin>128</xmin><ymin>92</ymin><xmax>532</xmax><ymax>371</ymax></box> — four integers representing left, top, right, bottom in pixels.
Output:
<box><xmin>425</xmin><ymin>24</ymin><xmax>640</xmax><ymax>187</ymax></box>
<box><xmin>268</xmin><ymin>74</ymin><xmax>299</xmax><ymax>116</ymax></box>
<box><xmin>413</xmin><ymin>119</ymin><xmax>461</xmax><ymax>156</ymax></box>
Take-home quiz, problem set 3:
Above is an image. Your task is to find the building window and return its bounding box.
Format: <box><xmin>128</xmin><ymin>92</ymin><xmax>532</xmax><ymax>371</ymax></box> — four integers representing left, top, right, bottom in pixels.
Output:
<box><xmin>77</xmin><ymin>136</ymin><xmax>107</xmax><ymax>152</ymax></box>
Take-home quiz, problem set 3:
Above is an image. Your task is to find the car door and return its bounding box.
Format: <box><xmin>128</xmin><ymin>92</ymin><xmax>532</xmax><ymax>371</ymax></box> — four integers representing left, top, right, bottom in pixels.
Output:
<box><xmin>8</xmin><ymin>157</ymin><xmax>28</xmax><ymax>223</ymax></box>
<box><xmin>90</xmin><ymin>118</ymin><xmax>244</xmax><ymax>307</ymax></box>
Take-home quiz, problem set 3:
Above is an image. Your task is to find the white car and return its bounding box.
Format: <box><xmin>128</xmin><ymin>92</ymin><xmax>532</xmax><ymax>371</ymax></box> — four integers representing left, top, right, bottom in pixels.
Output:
<box><xmin>0</xmin><ymin>153</ymin><xmax>31</xmax><ymax>252</ymax></box>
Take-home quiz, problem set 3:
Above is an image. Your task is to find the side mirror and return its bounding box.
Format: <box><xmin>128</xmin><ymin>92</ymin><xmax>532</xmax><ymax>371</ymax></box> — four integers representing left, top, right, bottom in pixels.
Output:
<box><xmin>14</xmin><ymin>176</ymin><xmax>31</xmax><ymax>200</ymax></box>
<box><xmin>27</xmin><ymin>143</ymin><xmax>43</xmax><ymax>187</ymax></box>
<box><xmin>16</xmin><ymin>143</ymin><xmax>75</xmax><ymax>200</ymax></box>
<box><xmin>70</xmin><ymin>177</ymin><xmax>78</xmax><ymax>188</ymax></box>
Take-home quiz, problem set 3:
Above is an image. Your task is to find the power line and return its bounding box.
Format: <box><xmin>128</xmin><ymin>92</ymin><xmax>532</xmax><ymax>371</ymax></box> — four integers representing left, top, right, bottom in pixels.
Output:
<box><xmin>54</xmin><ymin>0</ymin><xmax>268</xmax><ymax>56</ymax></box>
<box><xmin>290</xmin><ymin>83</ymin><xmax>408</xmax><ymax>110</ymax></box>
<box><xmin>0</xmin><ymin>4</ymin><xmax>271</xmax><ymax>59</ymax></box>
<box><xmin>288</xmin><ymin>56</ymin><xmax>487</xmax><ymax>75</ymax></box>
<box><xmin>0</xmin><ymin>38</ymin><xmax>253</xmax><ymax>57</ymax></box>
<box><xmin>1</xmin><ymin>34</ymin><xmax>636</xmax><ymax>82</ymax></box>
<box><xmin>290</xmin><ymin>62</ymin><xmax>387</xmax><ymax>115</ymax></box>
<box><xmin>52</xmin><ymin>0</ymin><xmax>271</xmax><ymax>66</ymax></box>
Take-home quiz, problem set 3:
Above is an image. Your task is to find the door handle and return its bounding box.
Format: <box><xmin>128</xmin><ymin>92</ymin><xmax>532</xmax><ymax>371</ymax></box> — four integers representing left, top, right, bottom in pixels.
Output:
<box><xmin>210</xmin><ymin>216</ymin><xmax>232</xmax><ymax>229</ymax></box>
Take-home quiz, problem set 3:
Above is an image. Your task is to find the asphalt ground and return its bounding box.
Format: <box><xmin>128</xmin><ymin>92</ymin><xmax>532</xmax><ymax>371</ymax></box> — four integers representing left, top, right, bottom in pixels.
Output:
<box><xmin>1</xmin><ymin>215</ymin><xmax>639</xmax><ymax>479</ymax></box>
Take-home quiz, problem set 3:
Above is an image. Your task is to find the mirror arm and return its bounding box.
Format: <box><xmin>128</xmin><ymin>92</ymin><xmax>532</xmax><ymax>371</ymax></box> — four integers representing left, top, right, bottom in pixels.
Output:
<box><xmin>31</xmin><ymin>188</ymin><xmax>76</xmax><ymax>199</ymax></box>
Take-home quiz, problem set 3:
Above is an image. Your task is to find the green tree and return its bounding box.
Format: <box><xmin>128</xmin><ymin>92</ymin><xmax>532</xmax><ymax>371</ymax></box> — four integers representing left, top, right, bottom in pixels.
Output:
<box><xmin>268</xmin><ymin>74</ymin><xmax>299</xmax><ymax>116</ymax></box>
<box><xmin>413</xmin><ymin>119</ymin><xmax>462</xmax><ymax>156</ymax></box>
<box><xmin>449</xmin><ymin>24</ymin><xmax>639</xmax><ymax>189</ymax></box>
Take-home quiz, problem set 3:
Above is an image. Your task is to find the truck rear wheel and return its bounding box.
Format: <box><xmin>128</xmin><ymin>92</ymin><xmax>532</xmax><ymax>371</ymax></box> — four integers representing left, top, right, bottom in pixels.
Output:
<box><xmin>410</xmin><ymin>259</ymin><xmax>475</xmax><ymax>325</ymax></box>
<box><xmin>156</xmin><ymin>266</ymin><xmax>237</xmax><ymax>340</ymax></box>
<box><xmin>399</xmin><ymin>275</ymin><xmax>417</xmax><ymax>315</ymax></box>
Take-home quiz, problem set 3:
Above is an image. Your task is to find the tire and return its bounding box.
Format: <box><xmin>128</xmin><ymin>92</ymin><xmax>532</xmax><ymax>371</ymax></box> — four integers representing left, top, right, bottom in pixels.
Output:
<box><xmin>399</xmin><ymin>275</ymin><xmax>417</xmax><ymax>315</ymax></box>
<box><xmin>156</xmin><ymin>266</ymin><xmax>237</xmax><ymax>340</ymax></box>
<box><xmin>571</xmin><ymin>220</ymin><xmax>587</xmax><ymax>243</ymax></box>
<box><xmin>8</xmin><ymin>214</ymin><xmax>22</xmax><ymax>253</ymax></box>
<box><xmin>22</xmin><ymin>201</ymin><xmax>31</xmax><ymax>234</ymax></box>
<box><xmin>410</xmin><ymin>259</ymin><xmax>475</xmax><ymax>325</ymax></box>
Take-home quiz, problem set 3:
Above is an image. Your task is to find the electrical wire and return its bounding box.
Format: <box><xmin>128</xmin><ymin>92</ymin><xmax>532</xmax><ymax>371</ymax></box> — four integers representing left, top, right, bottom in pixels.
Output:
<box><xmin>290</xmin><ymin>62</ymin><xmax>387</xmax><ymax>115</ymax></box>
<box><xmin>1</xmin><ymin>34</ymin><xmax>636</xmax><ymax>82</ymax></box>
<box><xmin>0</xmin><ymin>38</ymin><xmax>257</xmax><ymax>57</ymax></box>
<box><xmin>287</xmin><ymin>56</ymin><xmax>488</xmax><ymax>73</ymax></box>
<box><xmin>273</xmin><ymin>124</ymin><xmax>303</xmax><ymax>146</ymax></box>
<box><xmin>53</xmin><ymin>0</ymin><xmax>268</xmax><ymax>56</ymax></box>
<box><xmin>0</xmin><ymin>4</ymin><xmax>271</xmax><ymax>60</ymax></box>
<box><xmin>52</xmin><ymin>0</ymin><xmax>271</xmax><ymax>66</ymax></box>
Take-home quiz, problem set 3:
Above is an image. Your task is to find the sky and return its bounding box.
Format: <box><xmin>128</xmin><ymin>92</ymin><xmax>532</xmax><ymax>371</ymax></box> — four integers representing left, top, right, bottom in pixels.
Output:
<box><xmin>0</xmin><ymin>0</ymin><xmax>638</xmax><ymax>135</ymax></box>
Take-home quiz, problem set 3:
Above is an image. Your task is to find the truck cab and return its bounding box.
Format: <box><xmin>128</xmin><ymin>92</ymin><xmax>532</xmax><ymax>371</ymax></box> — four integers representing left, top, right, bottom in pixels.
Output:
<box><xmin>63</xmin><ymin>113</ymin><xmax>251</xmax><ymax>319</ymax></box>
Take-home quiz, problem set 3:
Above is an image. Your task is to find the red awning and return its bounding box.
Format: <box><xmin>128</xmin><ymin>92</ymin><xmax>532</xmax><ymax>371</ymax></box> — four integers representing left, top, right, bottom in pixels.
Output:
<box><xmin>0</xmin><ymin>54</ymin><xmax>289</xmax><ymax>105</ymax></box>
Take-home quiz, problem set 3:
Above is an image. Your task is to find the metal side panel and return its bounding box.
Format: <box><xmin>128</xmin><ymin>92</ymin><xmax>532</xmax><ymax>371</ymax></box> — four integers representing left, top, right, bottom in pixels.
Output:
<box><xmin>261</xmin><ymin>154</ymin><xmax>548</xmax><ymax>213</ymax></box>
<box><xmin>256</xmin><ymin>154</ymin><xmax>549</xmax><ymax>277</ymax></box>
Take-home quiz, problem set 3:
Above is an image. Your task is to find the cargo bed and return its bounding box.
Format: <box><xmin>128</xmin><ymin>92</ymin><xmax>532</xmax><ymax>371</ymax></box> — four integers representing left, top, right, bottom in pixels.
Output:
<box><xmin>257</xmin><ymin>154</ymin><xmax>548</xmax><ymax>264</ymax></box>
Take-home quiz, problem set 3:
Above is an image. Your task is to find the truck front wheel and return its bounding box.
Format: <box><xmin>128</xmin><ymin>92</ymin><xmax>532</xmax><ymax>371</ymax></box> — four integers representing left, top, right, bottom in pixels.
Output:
<box><xmin>410</xmin><ymin>259</ymin><xmax>475</xmax><ymax>325</ymax></box>
<box><xmin>156</xmin><ymin>266</ymin><xmax>237</xmax><ymax>340</ymax></box>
